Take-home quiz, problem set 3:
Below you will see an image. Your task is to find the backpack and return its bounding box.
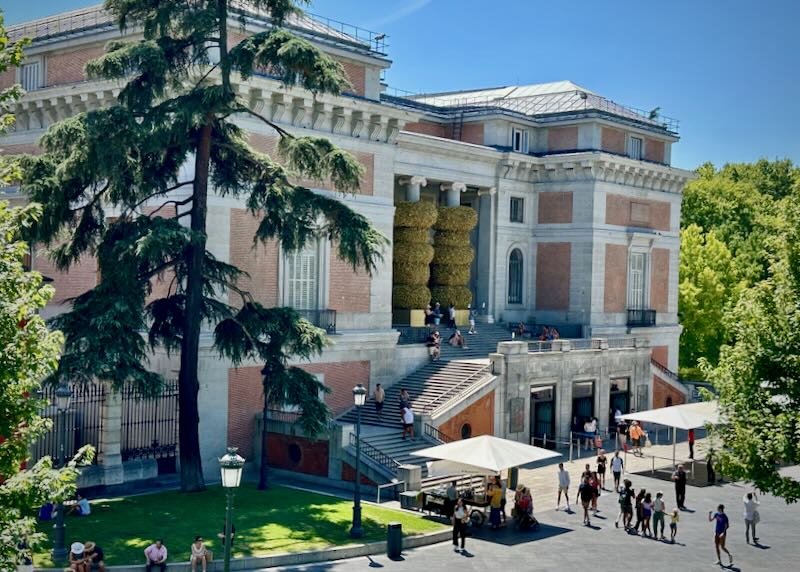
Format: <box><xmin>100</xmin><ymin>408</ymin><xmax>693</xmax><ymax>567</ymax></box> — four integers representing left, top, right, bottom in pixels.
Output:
<box><xmin>619</xmin><ymin>489</ymin><xmax>628</xmax><ymax>505</ymax></box>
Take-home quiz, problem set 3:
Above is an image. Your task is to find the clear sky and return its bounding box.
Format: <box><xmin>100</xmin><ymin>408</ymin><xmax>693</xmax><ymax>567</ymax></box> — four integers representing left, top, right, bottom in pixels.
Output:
<box><xmin>5</xmin><ymin>0</ymin><xmax>799</xmax><ymax>170</ymax></box>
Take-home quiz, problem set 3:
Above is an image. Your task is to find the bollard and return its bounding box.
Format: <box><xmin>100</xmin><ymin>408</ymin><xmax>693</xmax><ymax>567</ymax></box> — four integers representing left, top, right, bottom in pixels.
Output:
<box><xmin>387</xmin><ymin>522</ymin><xmax>402</xmax><ymax>559</ymax></box>
<box><xmin>569</xmin><ymin>433</ymin><xmax>574</xmax><ymax>462</ymax></box>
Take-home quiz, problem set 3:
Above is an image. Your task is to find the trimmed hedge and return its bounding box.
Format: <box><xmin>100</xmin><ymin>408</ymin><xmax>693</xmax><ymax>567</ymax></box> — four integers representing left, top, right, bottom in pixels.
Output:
<box><xmin>393</xmin><ymin>243</ymin><xmax>434</xmax><ymax>265</ymax></box>
<box><xmin>431</xmin><ymin>265</ymin><xmax>470</xmax><ymax>285</ymax></box>
<box><xmin>395</xmin><ymin>201</ymin><xmax>438</xmax><ymax>229</ymax></box>
<box><xmin>393</xmin><ymin>285</ymin><xmax>432</xmax><ymax>310</ymax></box>
<box><xmin>393</xmin><ymin>261</ymin><xmax>430</xmax><ymax>285</ymax></box>
<box><xmin>430</xmin><ymin>286</ymin><xmax>473</xmax><ymax>309</ymax></box>
<box><xmin>433</xmin><ymin>230</ymin><xmax>470</xmax><ymax>247</ymax></box>
<box><xmin>432</xmin><ymin>246</ymin><xmax>474</xmax><ymax>266</ymax></box>
<box><xmin>433</xmin><ymin>206</ymin><xmax>478</xmax><ymax>232</ymax></box>
<box><xmin>394</xmin><ymin>227</ymin><xmax>429</xmax><ymax>244</ymax></box>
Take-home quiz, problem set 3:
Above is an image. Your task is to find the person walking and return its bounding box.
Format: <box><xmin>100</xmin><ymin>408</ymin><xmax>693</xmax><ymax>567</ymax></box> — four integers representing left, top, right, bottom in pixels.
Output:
<box><xmin>743</xmin><ymin>492</ymin><xmax>760</xmax><ymax>544</ymax></box>
<box><xmin>489</xmin><ymin>479</ymin><xmax>503</xmax><ymax>529</ymax></box>
<box><xmin>709</xmin><ymin>504</ymin><xmax>733</xmax><ymax>567</ymax></box>
<box><xmin>616</xmin><ymin>479</ymin><xmax>635</xmax><ymax>529</ymax></box>
<box><xmin>629</xmin><ymin>421</ymin><xmax>645</xmax><ymax>456</ymax></box>
<box><xmin>669</xmin><ymin>508</ymin><xmax>680</xmax><ymax>544</ymax></box>
<box><xmin>401</xmin><ymin>405</ymin><xmax>414</xmax><ymax>440</ymax></box>
<box><xmin>610</xmin><ymin>451</ymin><xmax>624</xmax><ymax>491</ymax></box>
<box><xmin>556</xmin><ymin>463</ymin><xmax>571</xmax><ymax>511</ymax></box>
<box><xmin>653</xmin><ymin>491</ymin><xmax>667</xmax><ymax>540</ymax></box>
<box><xmin>589</xmin><ymin>472</ymin><xmax>600</xmax><ymax>513</ymax></box>
<box><xmin>467</xmin><ymin>305</ymin><xmax>477</xmax><ymax>335</ymax></box>
<box><xmin>447</xmin><ymin>303</ymin><xmax>456</xmax><ymax>329</ymax></box>
<box><xmin>597</xmin><ymin>450</ymin><xmax>607</xmax><ymax>490</ymax></box>
<box><xmin>432</xmin><ymin>302</ymin><xmax>442</xmax><ymax>326</ymax></box>
<box><xmin>373</xmin><ymin>384</ymin><xmax>385</xmax><ymax>419</ymax></box>
<box><xmin>672</xmin><ymin>464</ymin><xmax>688</xmax><ymax>510</ymax></box>
<box><xmin>633</xmin><ymin>488</ymin><xmax>646</xmax><ymax>533</ymax></box>
<box><xmin>688</xmin><ymin>428</ymin><xmax>695</xmax><ymax>459</ymax></box>
<box><xmin>641</xmin><ymin>492</ymin><xmax>653</xmax><ymax>537</ymax></box>
<box><xmin>445</xmin><ymin>481</ymin><xmax>458</xmax><ymax>518</ymax></box>
<box><xmin>583</xmin><ymin>418</ymin><xmax>594</xmax><ymax>450</ymax></box>
<box><xmin>451</xmin><ymin>498</ymin><xmax>469</xmax><ymax>552</ymax></box>
<box><xmin>578</xmin><ymin>476</ymin><xmax>595</xmax><ymax>526</ymax></box>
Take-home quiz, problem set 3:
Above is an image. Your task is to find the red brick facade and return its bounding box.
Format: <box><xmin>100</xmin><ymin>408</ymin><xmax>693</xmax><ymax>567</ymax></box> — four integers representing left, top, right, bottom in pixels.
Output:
<box><xmin>547</xmin><ymin>126</ymin><xmax>578</xmax><ymax>152</ymax></box>
<box><xmin>601</xmin><ymin>127</ymin><xmax>626</xmax><ymax>155</ymax></box>
<box><xmin>337</xmin><ymin>59</ymin><xmax>366</xmax><ymax>97</ymax></box>
<box><xmin>328</xmin><ymin>241</ymin><xmax>371</xmax><ymax>312</ymax></box>
<box><xmin>645</xmin><ymin>138</ymin><xmax>666</xmax><ymax>164</ymax></box>
<box><xmin>649</xmin><ymin>248</ymin><xmax>670</xmax><ymax>312</ymax></box>
<box><xmin>653</xmin><ymin>374</ymin><xmax>685</xmax><ymax>408</ymax></box>
<box><xmin>342</xmin><ymin>461</ymin><xmax>377</xmax><ymax>486</ymax></box>
<box><xmin>229</xmin><ymin>208</ymin><xmax>280</xmax><ymax>307</ymax></box>
<box><xmin>266</xmin><ymin>432</ymin><xmax>329</xmax><ymax>477</ymax></box>
<box><xmin>536</xmin><ymin>242</ymin><xmax>571</xmax><ymax>310</ymax></box>
<box><xmin>46</xmin><ymin>44</ymin><xmax>105</xmax><ymax>86</ymax></box>
<box><xmin>403</xmin><ymin>121</ymin><xmax>448</xmax><ymax>138</ymax></box>
<box><xmin>32</xmin><ymin>250</ymin><xmax>97</xmax><ymax>304</ymax></box>
<box><xmin>603</xmin><ymin>244</ymin><xmax>628</xmax><ymax>312</ymax></box>
<box><xmin>460</xmin><ymin>122</ymin><xmax>484</xmax><ymax>145</ymax></box>
<box><xmin>437</xmin><ymin>390</ymin><xmax>495</xmax><ymax>441</ymax></box>
<box><xmin>651</xmin><ymin>345</ymin><xmax>668</xmax><ymax>368</ymax></box>
<box><xmin>605</xmin><ymin>194</ymin><xmax>671</xmax><ymax>232</ymax></box>
<box><xmin>537</xmin><ymin>191</ymin><xmax>573</xmax><ymax>224</ymax></box>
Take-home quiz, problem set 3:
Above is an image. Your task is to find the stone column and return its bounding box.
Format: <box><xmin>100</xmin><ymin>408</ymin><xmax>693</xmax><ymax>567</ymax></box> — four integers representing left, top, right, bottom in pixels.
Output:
<box><xmin>98</xmin><ymin>383</ymin><xmax>124</xmax><ymax>486</ymax></box>
<box><xmin>399</xmin><ymin>175</ymin><xmax>427</xmax><ymax>202</ymax></box>
<box><xmin>440</xmin><ymin>182</ymin><xmax>467</xmax><ymax>207</ymax></box>
<box><xmin>476</xmin><ymin>187</ymin><xmax>497</xmax><ymax>322</ymax></box>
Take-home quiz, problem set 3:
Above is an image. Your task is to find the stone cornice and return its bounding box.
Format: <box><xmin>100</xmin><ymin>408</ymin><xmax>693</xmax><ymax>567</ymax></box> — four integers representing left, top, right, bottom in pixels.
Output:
<box><xmin>10</xmin><ymin>75</ymin><xmax>421</xmax><ymax>145</ymax></box>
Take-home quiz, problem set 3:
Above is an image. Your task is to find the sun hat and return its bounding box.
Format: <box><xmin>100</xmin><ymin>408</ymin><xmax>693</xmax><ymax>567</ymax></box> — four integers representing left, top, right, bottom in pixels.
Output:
<box><xmin>84</xmin><ymin>542</ymin><xmax>96</xmax><ymax>552</ymax></box>
<box><xmin>516</xmin><ymin>484</ymin><xmax>525</xmax><ymax>492</ymax></box>
<box><xmin>70</xmin><ymin>542</ymin><xmax>84</xmax><ymax>555</ymax></box>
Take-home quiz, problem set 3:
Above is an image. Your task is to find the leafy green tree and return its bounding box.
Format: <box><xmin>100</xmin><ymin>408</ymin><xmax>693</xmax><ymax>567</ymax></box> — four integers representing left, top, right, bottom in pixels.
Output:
<box><xmin>22</xmin><ymin>0</ymin><xmax>385</xmax><ymax>491</ymax></box>
<box><xmin>678</xmin><ymin>224</ymin><xmax>739</xmax><ymax>368</ymax></box>
<box><xmin>703</xmin><ymin>200</ymin><xmax>800</xmax><ymax>501</ymax></box>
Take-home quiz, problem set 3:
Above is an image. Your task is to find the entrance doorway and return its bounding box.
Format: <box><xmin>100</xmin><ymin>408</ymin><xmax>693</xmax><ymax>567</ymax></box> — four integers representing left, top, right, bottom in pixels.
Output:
<box><xmin>530</xmin><ymin>386</ymin><xmax>556</xmax><ymax>448</ymax></box>
<box><xmin>571</xmin><ymin>381</ymin><xmax>594</xmax><ymax>432</ymax></box>
<box><xmin>609</xmin><ymin>377</ymin><xmax>630</xmax><ymax>427</ymax></box>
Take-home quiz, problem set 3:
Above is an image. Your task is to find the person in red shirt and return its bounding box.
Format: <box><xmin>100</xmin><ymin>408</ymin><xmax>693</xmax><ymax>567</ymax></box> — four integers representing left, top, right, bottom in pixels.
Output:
<box><xmin>688</xmin><ymin>428</ymin><xmax>695</xmax><ymax>459</ymax></box>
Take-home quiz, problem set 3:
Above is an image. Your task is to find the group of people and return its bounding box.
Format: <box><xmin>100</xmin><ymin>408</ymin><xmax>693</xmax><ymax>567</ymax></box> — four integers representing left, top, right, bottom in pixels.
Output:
<box><xmin>68</xmin><ymin>541</ymin><xmax>105</xmax><ymax>572</ymax></box>
<box><xmin>39</xmin><ymin>493</ymin><xmax>92</xmax><ymax>521</ymax></box>
<box><xmin>425</xmin><ymin>328</ymin><xmax>470</xmax><ymax>361</ymax></box>
<box><xmin>514</xmin><ymin>323</ymin><xmax>561</xmax><ymax>341</ymax></box>
<box><xmin>425</xmin><ymin>302</ymin><xmax>479</xmax><ymax>334</ymax></box>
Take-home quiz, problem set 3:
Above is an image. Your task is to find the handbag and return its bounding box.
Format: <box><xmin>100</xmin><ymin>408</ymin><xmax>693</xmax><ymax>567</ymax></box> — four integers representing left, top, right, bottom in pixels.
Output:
<box><xmin>753</xmin><ymin>510</ymin><xmax>760</xmax><ymax>524</ymax></box>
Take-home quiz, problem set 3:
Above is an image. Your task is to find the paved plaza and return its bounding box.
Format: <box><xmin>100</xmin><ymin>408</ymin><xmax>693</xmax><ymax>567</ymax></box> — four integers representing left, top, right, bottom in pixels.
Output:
<box><xmin>262</xmin><ymin>441</ymin><xmax>799</xmax><ymax>572</ymax></box>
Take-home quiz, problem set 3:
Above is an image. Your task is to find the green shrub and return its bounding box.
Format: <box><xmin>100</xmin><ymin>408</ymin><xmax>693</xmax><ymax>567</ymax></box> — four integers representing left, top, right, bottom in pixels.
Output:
<box><xmin>394</xmin><ymin>227</ymin><xmax>430</xmax><ymax>244</ymax></box>
<box><xmin>393</xmin><ymin>261</ymin><xmax>430</xmax><ymax>285</ymax></box>
<box><xmin>394</xmin><ymin>243</ymin><xmax>434</xmax><ymax>265</ymax></box>
<box><xmin>395</xmin><ymin>201</ymin><xmax>438</xmax><ymax>229</ymax></box>
<box><xmin>430</xmin><ymin>285</ymin><xmax>473</xmax><ymax>308</ymax></box>
<box><xmin>434</xmin><ymin>206</ymin><xmax>477</xmax><ymax>232</ymax></box>
<box><xmin>433</xmin><ymin>230</ymin><xmax>470</xmax><ymax>247</ymax></box>
<box><xmin>431</xmin><ymin>265</ymin><xmax>470</xmax><ymax>285</ymax></box>
<box><xmin>431</xmin><ymin>246</ymin><xmax>474</xmax><ymax>266</ymax></box>
<box><xmin>392</xmin><ymin>285</ymin><xmax>432</xmax><ymax>310</ymax></box>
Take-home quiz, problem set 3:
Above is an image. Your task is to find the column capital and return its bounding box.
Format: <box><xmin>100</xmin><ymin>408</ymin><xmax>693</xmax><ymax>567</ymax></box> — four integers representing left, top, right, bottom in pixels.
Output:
<box><xmin>440</xmin><ymin>182</ymin><xmax>467</xmax><ymax>193</ymax></box>
<box><xmin>399</xmin><ymin>175</ymin><xmax>428</xmax><ymax>187</ymax></box>
<box><xmin>477</xmin><ymin>186</ymin><xmax>497</xmax><ymax>197</ymax></box>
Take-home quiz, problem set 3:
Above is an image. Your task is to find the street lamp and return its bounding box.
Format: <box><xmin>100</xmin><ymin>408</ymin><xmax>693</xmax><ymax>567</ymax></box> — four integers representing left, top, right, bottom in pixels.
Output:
<box><xmin>219</xmin><ymin>447</ymin><xmax>245</xmax><ymax>572</ymax></box>
<box><xmin>350</xmin><ymin>384</ymin><xmax>367</xmax><ymax>538</ymax></box>
<box><xmin>52</xmin><ymin>383</ymin><xmax>72</xmax><ymax>562</ymax></box>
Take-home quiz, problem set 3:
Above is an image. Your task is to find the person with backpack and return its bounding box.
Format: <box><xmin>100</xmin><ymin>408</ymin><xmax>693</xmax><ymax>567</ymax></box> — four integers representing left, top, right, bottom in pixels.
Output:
<box><xmin>578</xmin><ymin>476</ymin><xmax>595</xmax><ymax>526</ymax></box>
<box><xmin>616</xmin><ymin>479</ymin><xmax>635</xmax><ymax>529</ymax></box>
<box><xmin>709</xmin><ymin>504</ymin><xmax>733</xmax><ymax>566</ymax></box>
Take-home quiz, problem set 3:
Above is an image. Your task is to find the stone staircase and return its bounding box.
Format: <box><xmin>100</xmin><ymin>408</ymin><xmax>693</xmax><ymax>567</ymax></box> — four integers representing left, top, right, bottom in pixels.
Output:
<box><xmin>437</xmin><ymin>322</ymin><xmax>514</xmax><ymax>360</ymax></box>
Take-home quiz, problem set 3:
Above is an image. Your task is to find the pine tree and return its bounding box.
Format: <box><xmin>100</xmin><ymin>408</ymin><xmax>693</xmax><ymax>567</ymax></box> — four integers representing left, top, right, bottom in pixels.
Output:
<box><xmin>22</xmin><ymin>0</ymin><xmax>385</xmax><ymax>491</ymax></box>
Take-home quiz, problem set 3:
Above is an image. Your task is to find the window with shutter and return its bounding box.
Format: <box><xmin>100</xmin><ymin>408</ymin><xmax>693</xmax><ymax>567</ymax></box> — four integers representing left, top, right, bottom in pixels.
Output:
<box><xmin>287</xmin><ymin>245</ymin><xmax>318</xmax><ymax>310</ymax></box>
<box><xmin>20</xmin><ymin>62</ymin><xmax>41</xmax><ymax>91</ymax></box>
<box><xmin>628</xmin><ymin>252</ymin><xmax>646</xmax><ymax>309</ymax></box>
<box><xmin>628</xmin><ymin>136</ymin><xmax>643</xmax><ymax>160</ymax></box>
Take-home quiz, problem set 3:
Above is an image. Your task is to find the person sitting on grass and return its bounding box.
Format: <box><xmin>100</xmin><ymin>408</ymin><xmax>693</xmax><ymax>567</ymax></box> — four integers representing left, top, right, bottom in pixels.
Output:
<box><xmin>84</xmin><ymin>542</ymin><xmax>105</xmax><ymax>572</ymax></box>
<box><xmin>144</xmin><ymin>539</ymin><xmax>168</xmax><ymax>572</ymax></box>
<box><xmin>67</xmin><ymin>493</ymin><xmax>91</xmax><ymax>516</ymax></box>
<box><xmin>69</xmin><ymin>542</ymin><xmax>87</xmax><ymax>572</ymax></box>
<box><xmin>448</xmin><ymin>329</ymin><xmax>468</xmax><ymax>349</ymax></box>
<box><xmin>190</xmin><ymin>536</ymin><xmax>211</xmax><ymax>572</ymax></box>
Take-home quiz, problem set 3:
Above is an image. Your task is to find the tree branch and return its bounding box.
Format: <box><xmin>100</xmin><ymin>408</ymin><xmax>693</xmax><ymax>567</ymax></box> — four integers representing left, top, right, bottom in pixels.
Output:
<box><xmin>238</xmin><ymin>105</ymin><xmax>293</xmax><ymax>139</ymax></box>
<box><xmin>128</xmin><ymin>180</ymin><xmax>195</xmax><ymax>216</ymax></box>
<box><xmin>147</xmin><ymin>195</ymin><xmax>194</xmax><ymax>218</ymax></box>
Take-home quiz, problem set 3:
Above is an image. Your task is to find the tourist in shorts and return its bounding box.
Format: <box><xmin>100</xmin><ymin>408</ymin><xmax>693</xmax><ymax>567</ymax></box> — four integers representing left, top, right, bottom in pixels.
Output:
<box><xmin>401</xmin><ymin>406</ymin><xmax>414</xmax><ymax>440</ymax></box>
<box><xmin>670</xmin><ymin>508</ymin><xmax>679</xmax><ymax>543</ymax></box>
<box><xmin>610</xmin><ymin>451</ymin><xmax>624</xmax><ymax>491</ymax></box>
<box><xmin>596</xmin><ymin>450</ymin><xmax>607</xmax><ymax>490</ymax></box>
<box><xmin>578</xmin><ymin>476</ymin><xmax>594</xmax><ymax>526</ymax></box>
<box><xmin>556</xmin><ymin>463</ymin><xmax>571</xmax><ymax>511</ymax></box>
<box><xmin>709</xmin><ymin>504</ymin><xmax>733</xmax><ymax>566</ymax></box>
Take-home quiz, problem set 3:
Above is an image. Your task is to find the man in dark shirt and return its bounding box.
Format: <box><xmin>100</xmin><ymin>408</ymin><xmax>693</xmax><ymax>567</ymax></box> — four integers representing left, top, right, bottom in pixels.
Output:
<box><xmin>84</xmin><ymin>542</ymin><xmax>105</xmax><ymax>572</ymax></box>
<box><xmin>672</xmin><ymin>464</ymin><xmax>688</xmax><ymax>509</ymax></box>
<box><xmin>578</xmin><ymin>476</ymin><xmax>595</xmax><ymax>526</ymax></box>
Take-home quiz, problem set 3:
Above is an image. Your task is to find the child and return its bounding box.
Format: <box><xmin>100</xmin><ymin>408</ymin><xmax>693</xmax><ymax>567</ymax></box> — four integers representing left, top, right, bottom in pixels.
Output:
<box><xmin>670</xmin><ymin>508</ymin><xmax>680</xmax><ymax>543</ymax></box>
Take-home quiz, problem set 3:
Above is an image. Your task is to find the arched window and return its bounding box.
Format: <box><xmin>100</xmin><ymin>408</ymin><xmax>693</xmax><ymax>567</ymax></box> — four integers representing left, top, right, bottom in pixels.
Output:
<box><xmin>508</xmin><ymin>249</ymin><xmax>523</xmax><ymax>304</ymax></box>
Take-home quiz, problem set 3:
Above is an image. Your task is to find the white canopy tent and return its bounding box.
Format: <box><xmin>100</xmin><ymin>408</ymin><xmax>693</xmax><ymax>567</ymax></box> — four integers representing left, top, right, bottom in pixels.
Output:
<box><xmin>411</xmin><ymin>434</ymin><xmax>561</xmax><ymax>476</ymax></box>
<box><xmin>620</xmin><ymin>400</ymin><xmax>721</xmax><ymax>463</ymax></box>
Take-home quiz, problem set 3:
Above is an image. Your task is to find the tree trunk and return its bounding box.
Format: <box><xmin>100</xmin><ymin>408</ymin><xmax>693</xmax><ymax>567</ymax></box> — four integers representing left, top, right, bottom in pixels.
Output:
<box><xmin>258</xmin><ymin>381</ymin><xmax>270</xmax><ymax>490</ymax></box>
<box><xmin>177</xmin><ymin>118</ymin><xmax>213</xmax><ymax>492</ymax></box>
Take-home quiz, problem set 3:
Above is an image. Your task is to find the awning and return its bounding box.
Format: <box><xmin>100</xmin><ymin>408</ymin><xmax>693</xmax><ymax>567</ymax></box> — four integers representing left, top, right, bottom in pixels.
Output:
<box><xmin>620</xmin><ymin>400</ymin><xmax>721</xmax><ymax>430</ymax></box>
<box><xmin>411</xmin><ymin>434</ymin><xmax>561</xmax><ymax>474</ymax></box>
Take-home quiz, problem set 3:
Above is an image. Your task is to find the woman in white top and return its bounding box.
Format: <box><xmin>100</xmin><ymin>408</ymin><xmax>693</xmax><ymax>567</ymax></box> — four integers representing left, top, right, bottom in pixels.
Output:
<box><xmin>743</xmin><ymin>492</ymin><xmax>760</xmax><ymax>544</ymax></box>
<box><xmin>452</xmin><ymin>497</ymin><xmax>469</xmax><ymax>552</ymax></box>
<box><xmin>190</xmin><ymin>536</ymin><xmax>210</xmax><ymax>572</ymax></box>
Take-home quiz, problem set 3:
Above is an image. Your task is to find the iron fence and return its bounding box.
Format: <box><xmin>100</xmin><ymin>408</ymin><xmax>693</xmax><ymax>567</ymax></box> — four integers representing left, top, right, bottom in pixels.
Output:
<box><xmin>394</xmin><ymin>326</ymin><xmax>433</xmax><ymax>345</ymax></box>
<box><xmin>348</xmin><ymin>433</ymin><xmax>399</xmax><ymax>475</ymax></box>
<box><xmin>31</xmin><ymin>383</ymin><xmax>106</xmax><ymax>465</ymax></box>
<box><xmin>120</xmin><ymin>383</ymin><xmax>179</xmax><ymax>465</ymax></box>
<box><xmin>627</xmin><ymin>308</ymin><xmax>656</xmax><ymax>327</ymax></box>
<box><xmin>423</xmin><ymin>423</ymin><xmax>454</xmax><ymax>443</ymax></box>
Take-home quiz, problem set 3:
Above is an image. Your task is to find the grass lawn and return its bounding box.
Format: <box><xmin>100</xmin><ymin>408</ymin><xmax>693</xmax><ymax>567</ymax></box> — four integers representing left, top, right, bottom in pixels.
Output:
<box><xmin>34</xmin><ymin>485</ymin><xmax>443</xmax><ymax>568</ymax></box>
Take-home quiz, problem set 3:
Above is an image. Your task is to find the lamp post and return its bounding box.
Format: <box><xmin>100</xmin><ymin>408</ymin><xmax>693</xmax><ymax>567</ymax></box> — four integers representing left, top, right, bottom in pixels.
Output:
<box><xmin>350</xmin><ymin>384</ymin><xmax>367</xmax><ymax>538</ymax></box>
<box><xmin>52</xmin><ymin>383</ymin><xmax>73</xmax><ymax>562</ymax></box>
<box><xmin>219</xmin><ymin>447</ymin><xmax>245</xmax><ymax>572</ymax></box>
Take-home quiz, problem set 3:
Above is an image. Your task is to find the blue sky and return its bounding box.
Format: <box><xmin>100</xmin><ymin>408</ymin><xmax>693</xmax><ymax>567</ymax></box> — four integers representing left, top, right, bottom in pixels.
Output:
<box><xmin>5</xmin><ymin>0</ymin><xmax>799</xmax><ymax>170</ymax></box>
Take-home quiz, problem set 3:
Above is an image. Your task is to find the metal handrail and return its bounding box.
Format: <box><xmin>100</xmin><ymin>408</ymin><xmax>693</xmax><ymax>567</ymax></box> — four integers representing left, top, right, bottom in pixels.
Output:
<box><xmin>421</xmin><ymin>365</ymin><xmax>493</xmax><ymax>415</ymax></box>
<box><xmin>424</xmin><ymin>423</ymin><xmax>454</xmax><ymax>443</ymax></box>
<box><xmin>376</xmin><ymin>480</ymin><xmax>406</xmax><ymax>504</ymax></box>
<box><xmin>348</xmin><ymin>433</ymin><xmax>399</xmax><ymax>475</ymax></box>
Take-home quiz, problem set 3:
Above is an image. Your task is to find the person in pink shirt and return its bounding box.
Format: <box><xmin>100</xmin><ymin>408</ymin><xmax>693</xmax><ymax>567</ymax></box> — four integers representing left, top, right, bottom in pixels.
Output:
<box><xmin>144</xmin><ymin>539</ymin><xmax>168</xmax><ymax>572</ymax></box>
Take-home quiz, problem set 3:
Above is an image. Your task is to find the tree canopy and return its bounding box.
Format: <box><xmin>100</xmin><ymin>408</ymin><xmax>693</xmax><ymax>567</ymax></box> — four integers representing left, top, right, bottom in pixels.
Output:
<box><xmin>21</xmin><ymin>0</ymin><xmax>386</xmax><ymax>491</ymax></box>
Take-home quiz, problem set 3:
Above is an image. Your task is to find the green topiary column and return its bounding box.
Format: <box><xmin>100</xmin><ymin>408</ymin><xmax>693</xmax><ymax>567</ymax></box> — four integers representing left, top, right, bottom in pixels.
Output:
<box><xmin>430</xmin><ymin>206</ymin><xmax>478</xmax><ymax>308</ymax></box>
<box><xmin>392</xmin><ymin>201</ymin><xmax>438</xmax><ymax>311</ymax></box>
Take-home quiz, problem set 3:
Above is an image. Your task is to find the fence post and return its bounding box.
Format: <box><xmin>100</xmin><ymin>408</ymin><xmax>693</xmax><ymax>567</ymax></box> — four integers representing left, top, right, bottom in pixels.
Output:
<box><xmin>543</xmin><ymin>433</ymin><xmax>547</xmax><ymax>449</ymax></box>
<box><xmin>569</xmin><ymin>432</ymin><xmax>574</xmax><ymax>462</ymax></box>
<box><xmin>98</xmin><ymin>382</ymin><xmax>124</xmax><ymax>486</ymax></box>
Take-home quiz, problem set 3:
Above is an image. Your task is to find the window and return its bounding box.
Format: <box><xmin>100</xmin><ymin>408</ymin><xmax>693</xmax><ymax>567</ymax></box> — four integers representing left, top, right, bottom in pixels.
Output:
<box><xmin>509</xmin><ymin>197</ymin><xmax>524</xmax><ymax>223</ymax></box>
<box><xmin>20</xmin><ymin>61</ymin><xmax>41</xmax><ymax>92</ymax></box>
<box><xmin>512</xmin><ymin>127</ymin><xmax>529</xmax><ymax>153</ymax></box>
<box><xmin>287</xmin><ymin>443</ymin><xmax>302</xmax><ymax>464</ymax></box>
<box><xmin>628</xmin><ymin>252</ymin><xmax>646</xmax><ymax>309</ymax></box>
<box><xmin>507</xmin><ymin>248</ymin><xmax>523</xmax><ymax>304</ymax></box>
<box><xmin>460</xmin><ymin>423</ymin><xmax>472</xmax><ymax>439</ymax></box>
<box><xmin>628</xmin><ymin>136</ymin><xmax>643</xmax><ymax>160</ymax></box>
<box><xmin>286</xmin><ymin>243</ymin><xmax>319</xmax><ymax>310</ymax></box>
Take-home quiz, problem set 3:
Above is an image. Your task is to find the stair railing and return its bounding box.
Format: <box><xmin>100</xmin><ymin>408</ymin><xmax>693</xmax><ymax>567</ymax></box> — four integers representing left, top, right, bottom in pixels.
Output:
<box><xmin>420</xmin><ymin>364</ymin><xmax>493</xmax><ymax>416</ymax></box>
<box><xmin>348</xmin><ymin>433</ymin><xmax>400</xmax><ymax>475</ymax></box>
<box><xmin>424</xmin><ymin>423</ymin><xmax>454</xmax><ymax>443</ymax></box>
